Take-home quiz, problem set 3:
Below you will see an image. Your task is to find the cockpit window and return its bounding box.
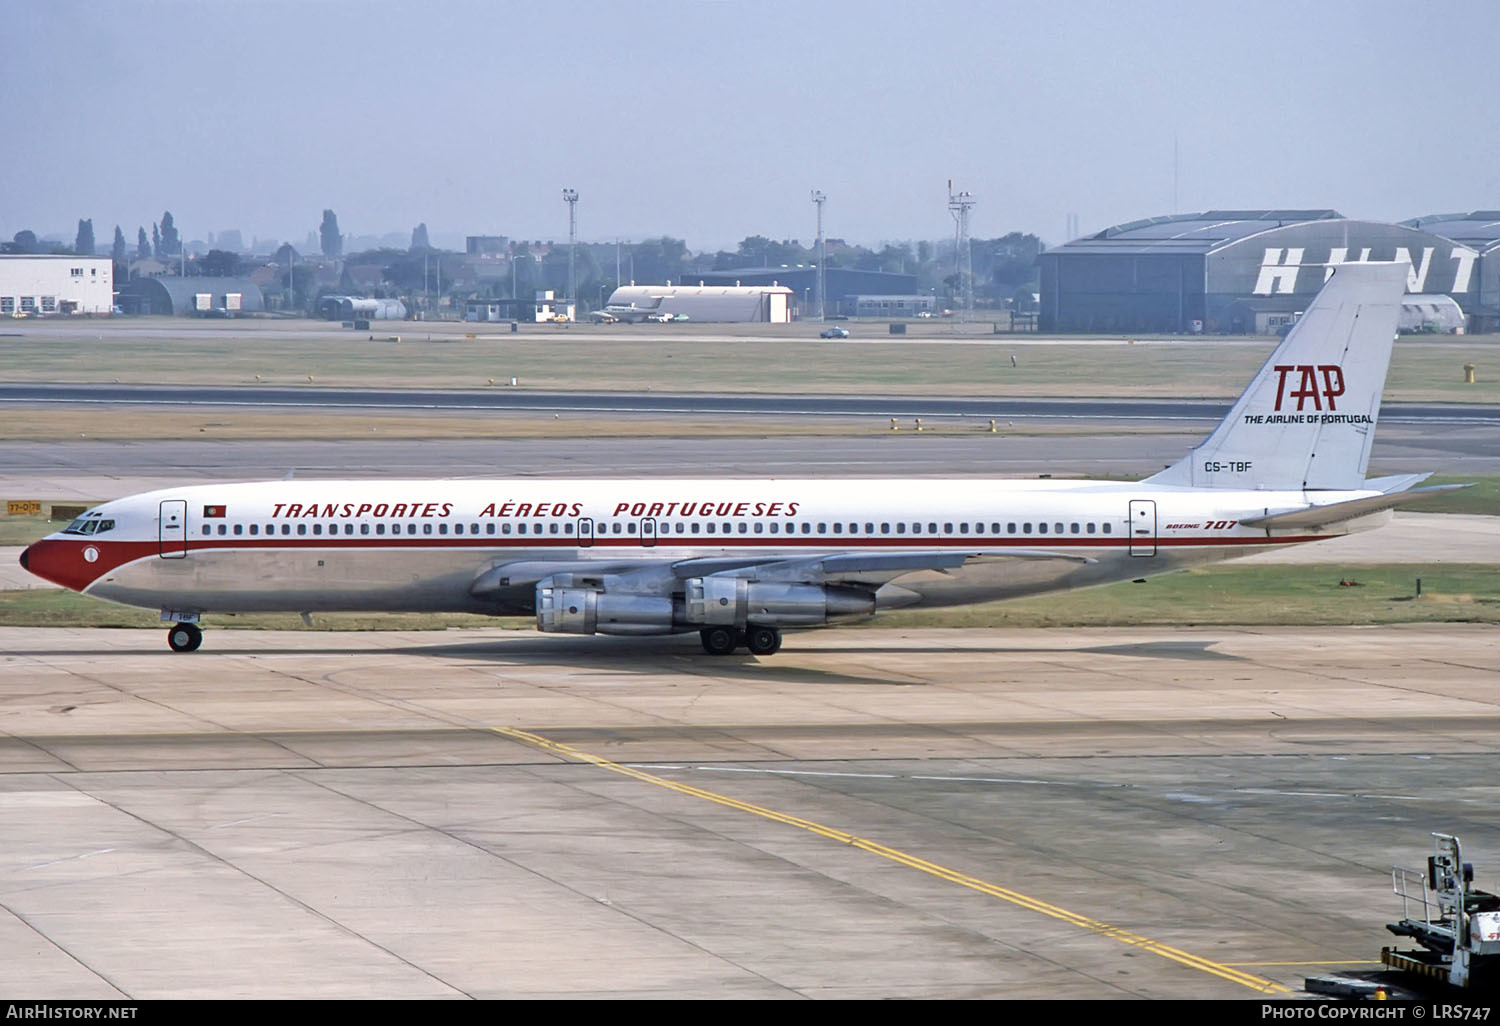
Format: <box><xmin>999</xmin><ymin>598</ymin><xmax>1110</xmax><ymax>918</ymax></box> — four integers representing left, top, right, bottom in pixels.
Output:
<box><xmin>63</xmin><ymin>514</ymin><xmax>114</xmax><ymax>535</ymax></box>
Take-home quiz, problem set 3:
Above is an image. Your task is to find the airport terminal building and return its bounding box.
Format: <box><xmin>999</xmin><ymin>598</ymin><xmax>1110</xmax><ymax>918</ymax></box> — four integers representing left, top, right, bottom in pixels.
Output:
<box><xmin>0</xmin><ymin>255</ymin><xmax>114</xmax><ymax>315</ymax></box>
<box><xmin>1039</xmin><ymin>209</ymin><xmax>1495</xmax><ymax>333</ymax></box>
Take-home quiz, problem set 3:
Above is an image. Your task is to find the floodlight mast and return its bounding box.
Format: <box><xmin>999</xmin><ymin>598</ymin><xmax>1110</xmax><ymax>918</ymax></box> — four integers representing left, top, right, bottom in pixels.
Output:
<box><xmin>562</xmin><ymin>188</ymin><xmax>579</xmax><ymax>318</ymax></box>
<box><xmin>811</xmin><ymin>189</ymin><xmax>826</xmax><ymax>322</ymax></box>
<box><xmin>948</xmin><ymin>180</ymin><xmax>976</xmax><ymax>323</ymax></box>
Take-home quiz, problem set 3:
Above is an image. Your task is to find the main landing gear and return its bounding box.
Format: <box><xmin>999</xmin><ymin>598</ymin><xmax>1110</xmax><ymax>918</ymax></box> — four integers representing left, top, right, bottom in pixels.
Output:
<box><xmin>167</xmin><ymin>621</ymin><xmax>202</xmax><ymax>653</ymax></box>
<box><xmin>699</xmin><ymin>625</ymin><xmax>782</xmax><ymax>657</ymax></box>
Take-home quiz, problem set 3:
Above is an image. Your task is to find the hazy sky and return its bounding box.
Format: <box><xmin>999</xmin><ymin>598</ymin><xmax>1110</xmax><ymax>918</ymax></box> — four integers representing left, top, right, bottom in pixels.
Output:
<box><xmin>5</xmin><ymin>0</ymin><xmax>1498</xmax><ymax>252</ymax></box>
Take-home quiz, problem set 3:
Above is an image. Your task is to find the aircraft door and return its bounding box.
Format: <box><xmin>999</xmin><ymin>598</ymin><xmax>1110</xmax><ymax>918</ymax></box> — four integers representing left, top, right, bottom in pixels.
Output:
<box><xmin>1129</xmin><ymin>499</ymin><xmax>1157</xmax><ymax>557</ymax></box>
<box><xmin>577</xmin><ymin>517</ymin><xmax>594</xmax><ymax>547</ymax></box>
<box><xmin>640</xmin><ymin>517</ymin><xmax>657</xmax><ymax>547</ymax></box>
<box><xmin>159</xmin><ymin>500</ymin><xmax>188</xmax><ymax>559</ymax></box>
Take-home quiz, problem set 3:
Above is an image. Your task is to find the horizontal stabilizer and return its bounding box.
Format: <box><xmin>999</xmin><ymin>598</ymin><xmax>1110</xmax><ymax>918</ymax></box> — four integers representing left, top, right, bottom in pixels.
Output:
<box><xmin>1239</xmin><ymin>484</ymin><xmax>1468</xmax><ymax>530</ymax></box>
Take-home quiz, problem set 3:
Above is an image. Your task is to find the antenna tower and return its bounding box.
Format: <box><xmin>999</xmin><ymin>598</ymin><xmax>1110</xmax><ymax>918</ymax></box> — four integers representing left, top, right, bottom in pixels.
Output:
<box><xmin>948</xmin><ymin>180</ymin><xmax>976</xmax><ymax>323</ymax></box>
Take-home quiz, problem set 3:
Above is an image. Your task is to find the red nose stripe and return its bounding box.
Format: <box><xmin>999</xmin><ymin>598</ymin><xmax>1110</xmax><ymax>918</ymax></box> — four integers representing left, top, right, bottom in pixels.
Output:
<box><xmin>18</xmin><ymin>539</ymin><xmax>158</xmax><ymax>592</ymax></box>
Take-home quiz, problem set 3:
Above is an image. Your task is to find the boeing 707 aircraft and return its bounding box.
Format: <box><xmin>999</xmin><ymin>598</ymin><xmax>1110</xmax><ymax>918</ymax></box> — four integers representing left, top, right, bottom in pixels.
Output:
<box><xmin>20</xmin><ymin>262</ymin><xmax>1457</xmax><ymax>655</ymax></box>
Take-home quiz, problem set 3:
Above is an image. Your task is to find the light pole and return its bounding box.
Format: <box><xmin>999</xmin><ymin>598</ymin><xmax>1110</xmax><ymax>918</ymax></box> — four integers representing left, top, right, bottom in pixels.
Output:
<box><xmin>562</xmin><ymin>188</ymin><xmax>578</xmax><ymax>320</ymax></box>
<box><xmin>811</xmin><ymin>189</ymin><xmax>826</xmax><ymax>322</ymax></box>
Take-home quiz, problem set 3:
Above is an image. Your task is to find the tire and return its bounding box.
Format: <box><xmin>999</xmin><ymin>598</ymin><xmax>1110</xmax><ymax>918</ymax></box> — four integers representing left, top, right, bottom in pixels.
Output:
<box><xmin>167</xmin><ymin>622</ymin><xmax>202</xmax><ymax>653</ymax></box>
<box><xmin>700</xmin><ymin>627</ymin><xmax>738</xmax><ymax>656</ymax></box>
<box><xmin>745</xmin><ymin>626</ymin><xmax>781</xmax><ymax>656</ymax></box>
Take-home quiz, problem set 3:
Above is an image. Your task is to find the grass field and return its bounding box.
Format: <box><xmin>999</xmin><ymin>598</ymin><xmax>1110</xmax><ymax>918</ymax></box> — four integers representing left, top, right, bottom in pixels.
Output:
<box><xmin>1</xmin><ymin>563</ymin><xmax>1493</xmax><ymax>632</ymax></box>
<box><xmin>2</xmin><ymin>325</ymin><xmax>1496</xmax><ymax>403</ymax></box>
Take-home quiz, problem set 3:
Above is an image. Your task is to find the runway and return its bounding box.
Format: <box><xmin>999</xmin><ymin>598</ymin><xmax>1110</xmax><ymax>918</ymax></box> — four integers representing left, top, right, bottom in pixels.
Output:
<box><xmin>2</xmin><ymin>624</ymin><xmax>1497</xmax><ymax>998</ymax></box>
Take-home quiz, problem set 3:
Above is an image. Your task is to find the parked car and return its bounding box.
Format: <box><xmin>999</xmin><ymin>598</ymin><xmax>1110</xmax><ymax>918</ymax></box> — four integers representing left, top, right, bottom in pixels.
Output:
<box><xmin>819</xmin><ymin>326</ymin><xmax>850</xmax><ymax>339</ymax></box>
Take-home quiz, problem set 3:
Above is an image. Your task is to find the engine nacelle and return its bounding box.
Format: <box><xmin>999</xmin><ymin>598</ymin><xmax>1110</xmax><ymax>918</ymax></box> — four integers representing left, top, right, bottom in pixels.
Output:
<box><xmin>535</xmin><ymin>584</ymin><xmax>674</xmax><ymax>636</ymax></box>
<box><xmin>683</xmin><ymin>578</ymin><xmax>874</xmax><ymax>627</ymax></box>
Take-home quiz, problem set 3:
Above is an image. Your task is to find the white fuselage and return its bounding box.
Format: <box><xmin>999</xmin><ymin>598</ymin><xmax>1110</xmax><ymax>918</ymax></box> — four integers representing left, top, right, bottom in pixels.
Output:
<box><xmin>23</xmin><ymin>477</ymin><xmax>1386</xmax><ymax>624</ymax></box>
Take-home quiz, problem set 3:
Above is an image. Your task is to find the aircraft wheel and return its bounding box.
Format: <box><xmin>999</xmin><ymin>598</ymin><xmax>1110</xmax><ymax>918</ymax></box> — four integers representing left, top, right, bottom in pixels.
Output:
<box><xmin>745</xmin><ymin>625</ymin><xmax>782</xmax><ymax>656</ymax></box>
<box><xmin>167</xmin><ymin>622</ymin><xmax>203</xmax><ymax>653</ymax></box>
<box><xmin>700</xmin><ymin>627</ymin><xmax>738</xmax><ymax>656</ymax></box>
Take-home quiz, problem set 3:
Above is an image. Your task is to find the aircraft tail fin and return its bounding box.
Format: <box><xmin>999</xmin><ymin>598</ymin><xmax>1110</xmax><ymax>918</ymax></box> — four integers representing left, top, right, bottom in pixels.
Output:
<box><xmin>1144</xmin><ymin>261</ymin><xmax>1407</xmax><ymax>491</ymax></box>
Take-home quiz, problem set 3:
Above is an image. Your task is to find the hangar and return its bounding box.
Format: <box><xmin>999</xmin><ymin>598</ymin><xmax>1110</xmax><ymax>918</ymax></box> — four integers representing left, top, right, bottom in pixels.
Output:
<box><xmin>116</xmin><ymin>276</ymin><xmax>265</xmax><ymax>316</ymax></box>
<box><xmin>1038</xmin><ymin>210</ymin><xmax>1484</xmax><ymax>334</ymax></box>
<box><xmin>0</xmin><ymin>255</ymin><xmax>113</xmax><ymax>316</ymax></box>
<box><xmin>1400</xmin><ymin>211</ymin><xmax>1500</xmax><ymax>332</ymax></box>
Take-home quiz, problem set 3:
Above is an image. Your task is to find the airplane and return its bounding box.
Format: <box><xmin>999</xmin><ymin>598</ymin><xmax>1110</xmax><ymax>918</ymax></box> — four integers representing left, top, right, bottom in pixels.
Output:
<box><xmin>19</xmin><ymin>262</ymin><xmax>1461</xmax><ymax>656</ymax></box>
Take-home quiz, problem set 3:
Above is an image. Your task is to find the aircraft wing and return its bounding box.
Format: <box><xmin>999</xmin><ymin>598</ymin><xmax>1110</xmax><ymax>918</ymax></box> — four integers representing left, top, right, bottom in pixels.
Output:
<box><xmin>472</xmin><ymin>549</ymin><xmax>1096</xmax><ymax>598</ymax></box>
<box><xmin>1239</xmin><ymin>484</ymin><xmax>1469</xmax><ymax>531</ymax></box>
<box><xmin>677</xmin><ymin>548</ymin><xmax>1097</xmax><ymax>589</ymax></box>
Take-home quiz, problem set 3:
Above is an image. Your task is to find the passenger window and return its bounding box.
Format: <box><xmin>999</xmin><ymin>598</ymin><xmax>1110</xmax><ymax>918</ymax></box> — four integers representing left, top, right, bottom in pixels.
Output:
<box><xmin>233</xmin><ymin>524</ymin><xmax>243</xmax><ymax>536</ymax></box>
<box><xmin>723</xmin><ymin>522</ymin><xmax>731</xmax><ymax>533</ymax></box>
<box><xmin>944</xmin><ymin>523</ymin><xmax>952</xmax><ymax>533</ymax></box>
<box><xmin>281</xmin><ymin>525</ymin><xmax>291</xmax><ymax>536</ymax></box>
<box><xmin>563</xmin><ymin>523</ymin><xmax>573</xmax><ymax>535</ymax></box>
<box><xmin>769</xmin><ymin>522</ymin><xmax>779</xmax><ymax>534</ymax></box>
<box><xmin>1008</xmin><ymin>523</ymin><xmax>1017</xmax><ymax>534</ymax></box>
<box><xmin>439</xmin><ymin>523</ymin><xmax>449</xmax><ymax>535</ymax></box>
<box><xmin>928</xmin><ymin>523</ymin><xmax>937</xmax><ymax>533</ymax></box>
<box><xmin>453</xmin><ymin>524</ymin><xmax>463</xmax><ymax>535</ymax></box>
<box><xmin>1055</xmin><ymin>523</ymin><xmax>1064</xmax><ymax>534</ymax></box>
<box><xmin>1023</xmin><ymin>523</ymin><xmax>1032</xmax><ymax>534</ymax></box>
<box><xmin>202</xmin><ymin>526</ymin><xmax>211</xmax><ymax>536</ymax></box>
<box><xmin>754</xmin><ymin>523</ymin><xmax>764</xmax><ymax>534</ymax></box>
<box><xmin>1039</xmin><ymin>523</ymin><xmax>1048</xmax><ymax>534</ymax></box>
<box><xmin>833</xmin><ymin>523</ymin><xmax>843</xmax><ymax>534</ymax></box>
<box><xmin>1103</xmin><ymin>523</ymin><xmax>1112</xmax><ymax>534</ymax></box>
<box><xmin>376</xmin><ymin>524</ymin><xmax>385</xmax><ymax>535</ymax></box>
<box><xmin>534</xmin><ymin>523</ymin><xmax>542</xmax><ymax>534</ymax></box>
<box><xmin>706</xmin><ymin>523</ymin><xmax>715</xmax><ymax>534</ymax></box>
<box><xmin>471</xmin><ymin>523</ymin><xmax>479</xmax><ymax>534</ymax></box>
<box><xmin>1087</xmin><ymin>523</ymin><xmax>1096</xmax><ymax>534</ymax></box>
<box><xmin>992</xmin><ymin>523</ymin><xmax>1001</xmax><ymax>534</ymax></box>
<box><xmin>881</xmin><ymin>523</ymin><xmax>890</xmax><ymax>533</ymax></box>
<box><xmin>1071</xmin><ymin>523</ymin><xmax>1080</xmax><ymax>534</ymax></box>
<box><xmin>424</xmin><ymin>523</ymin><xmax>433</xmax><ymax>535</ymax></box>
<box><xmin>691</xmin><ymin>523</ymin><xmax>700</xmax><ymax>534</ymax></box>
<box><xmin>297</xmin><ymin>524</ymin><xmax>306</xmax><ymax>536</ymax></box>
<box><xmin>345</xmin><ymin>524</ymin><xmax>354</xmax><ymax>535</ymax></box>
<box><xmin>865</xmin><ymin>523</ymin><xmax>874</xmax><ymax>534</ymax></box>
<box><xmin>912</xmin><ymin>523</ymin><xmax>921</xmax><ymax>534</ymax></box>
<box><xmin>313</xmin><ymin>524</ymin><xmax>323</xmax><ymax>536</ymax></box>
<box><xmin>502</xmin><ymin>523</ymin><xmax>512</xmax><ymax>534</ymax></box>
<box><xmin>407</xmin><ymin>524</ymin><xmax>417</xmax><ymax>534</ymax></box>
<box><xmin>960</xmin><ymin>523</ymin><xmax>970</xmax><ymax>534</ymax></box>
<box><xmin>896</xmin><ymin>522</ymin><xmax>906</xmax><ymax>534</ymax></box>
<box><xmin>737</xmin><ymin>523</ymin><xmax>747</xmax><ymax>534</ymax></box>
<box><xmin>250</xmin><ymin>524</ymin><xmax>259</xmax><ymax>535</ymax></box>
<box><xmin>801</xmin><ymin>523</ymin><xmax>811</xmax><ymax>535</ymax></box>
<box><xmin>518</xmin><ymin>524</ymin><xmax>527</xmax><ymax>535</ymax></box>
<box><xmin>626</xmin><ymin>523</ymin><xmax>636</xmax><ymax>535</ymax></box>
<box><xmin>361</xmin><ymin>523</ymin><xmax>370</xmax><ymax>535</ymax></box>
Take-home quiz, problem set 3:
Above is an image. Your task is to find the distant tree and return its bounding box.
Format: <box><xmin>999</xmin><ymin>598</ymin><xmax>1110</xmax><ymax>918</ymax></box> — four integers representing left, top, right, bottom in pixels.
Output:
<box><xmin>319</xmin><ymin>209</ymin><xmax>342</xmax><ymax>258</ymax></box>
<box><xmin>630</xmin><ymin>237</ymin><xmax>688</xmax><ymax>284</ymax></box>
<box><xmin>12</xmin><ymin>230</ymin><xmax>40</xmax><ymax>254</ymax></box>
<box><xmin>200</xmin><ymin>249</ymin><xmax>241</xmax><ymax>277</ymax></box>
<box><xmin>75</xmin><ymin>219</ymin><xmax>95</xmax><ymax>255</ymax></box>
<box><xmin>410</xmin><ymin>223</ymin><xmax>430</xmax><ymax>252</ymax></box>
<box><xmin>159</xmin><ymin>211</ymin><xmax>179</xmax><ymax>256</ymax></box>
<box><xmin>151</xmin><ymin>222</ymin><xmax>161</xmax><ymax>259</ymax></box>
<box><xmin>982</xmin><ymin>232</ymin><xmax>1043</xmax><ymax>290</ymax></box>
<box><xmin>111</xmin><ymin>225</ymin><xmax>126</xmax><ymax>262</ymax></box>
<box><xmin>137</xmin><ymin>227</ymin><xmax>151</xmax><ymax>261</ymax></box>
<box><xmin>273</xmin><ymin>242</ymin><xmax>300</xmax><ymax>265</ymax></box>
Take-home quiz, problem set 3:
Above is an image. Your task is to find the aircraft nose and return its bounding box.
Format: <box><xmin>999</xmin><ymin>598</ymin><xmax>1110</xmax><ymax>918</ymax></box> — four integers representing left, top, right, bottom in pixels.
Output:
<box><xmin>19</xmin><ymin>538</ymin><xmax>79</xmax><ymax>589</ymax></box>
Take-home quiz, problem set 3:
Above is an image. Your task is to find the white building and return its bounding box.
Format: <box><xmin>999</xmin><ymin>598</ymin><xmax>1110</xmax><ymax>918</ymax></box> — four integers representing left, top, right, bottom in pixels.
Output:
<box><xmin>0</xmin><ymin>255</ymin><xmax>114</xmax><ymax>316</ymax></box>
<box><xmin>605</xmin><ymin>284</ymin><xmax>793</xmax><ymax>323</ymax></box>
